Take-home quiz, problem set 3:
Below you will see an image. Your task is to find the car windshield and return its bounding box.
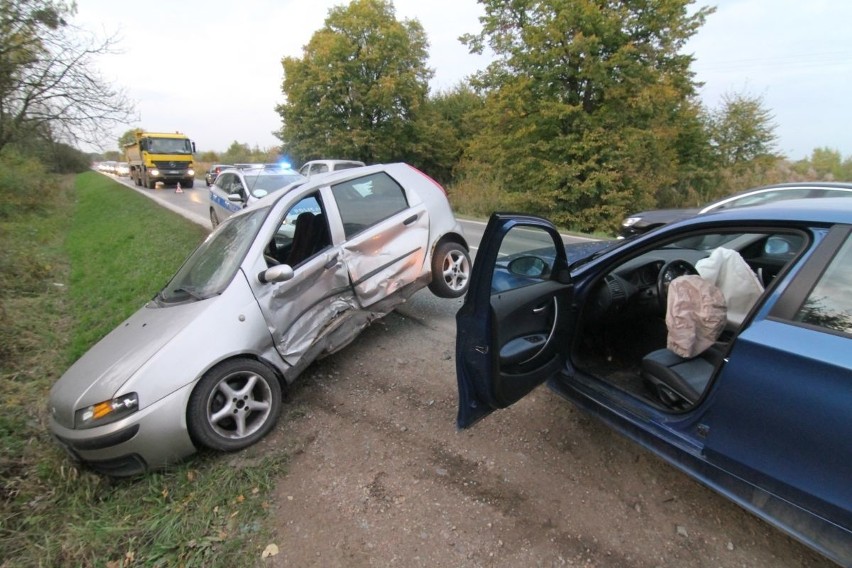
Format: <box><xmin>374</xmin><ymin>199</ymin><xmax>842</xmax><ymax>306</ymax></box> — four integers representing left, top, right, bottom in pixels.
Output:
<box><xmin>158</xmin><ymin>208</ymin><xmax>268</xmax><ymax>303</ymax></box>
<box><xmin>244</xmin><ymin>173</ymin><xmax>303</xmax><ymax>197</ymax></box>
<box><xmin>147</xmin><ymin>137</ymin><xmax>192</xmax><ymax>154</ymax></box>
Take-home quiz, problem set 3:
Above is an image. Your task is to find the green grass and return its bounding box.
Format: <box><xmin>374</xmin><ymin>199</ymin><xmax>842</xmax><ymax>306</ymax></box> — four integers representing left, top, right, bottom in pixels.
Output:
<box><xmin>0</xmin><ymin>171</ymin><xmax>290</xmax><ymax>567</ymax></box>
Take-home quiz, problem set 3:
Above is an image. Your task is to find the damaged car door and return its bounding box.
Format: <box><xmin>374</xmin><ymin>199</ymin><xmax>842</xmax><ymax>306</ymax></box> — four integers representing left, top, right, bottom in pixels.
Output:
<box><xmin>250</xmin><ymin>189</ymin><xmax>352</xmax><ymax>374</ymax></box>
<box><xmin>329</xmin><ymin>171</ymin><xmax>431</xmax><ymax>307</ymax></box>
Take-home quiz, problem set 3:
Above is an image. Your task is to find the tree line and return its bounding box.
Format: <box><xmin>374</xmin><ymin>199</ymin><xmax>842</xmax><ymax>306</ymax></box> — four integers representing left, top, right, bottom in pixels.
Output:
<box><xmin>275</xmin><ymin>0</ymin><xmax>852</xmax><ymax>232</ymax></box>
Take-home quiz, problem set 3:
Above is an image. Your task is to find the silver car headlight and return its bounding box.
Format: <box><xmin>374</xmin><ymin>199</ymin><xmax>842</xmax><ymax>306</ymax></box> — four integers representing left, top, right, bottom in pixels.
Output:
<box><xmin>75</xmin><ymin>393</ymin><xmax>139</xmax><ymax>429</ymax></box>
<box><xmin>622</xmin><ymin>217</ymin><xmax>641</xmax><ymax>227</ymax></box>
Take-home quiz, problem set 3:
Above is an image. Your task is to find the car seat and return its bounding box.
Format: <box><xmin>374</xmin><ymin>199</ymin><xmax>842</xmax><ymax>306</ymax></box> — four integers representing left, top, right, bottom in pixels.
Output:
<box><xmin>641</xmin><ymin>275</ymin><xmax>727</xmax><ymax>408</ymax></box>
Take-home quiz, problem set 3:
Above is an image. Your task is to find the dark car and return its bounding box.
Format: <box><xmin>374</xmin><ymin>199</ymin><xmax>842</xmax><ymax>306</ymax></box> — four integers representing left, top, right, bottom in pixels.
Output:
<box><xmin>618</xmin><ymin>181</ymin><xmax>852</xmax><ymax>238</ymax></box>
<box><xmin>204</xmin><ymin>164</ymin><xmax>234</xmax><ymax>186</ymax></box>
<box><xmin>456</xmin><ymin>199</ymin><xmax>852</xmax><ymax>565</ymax></box>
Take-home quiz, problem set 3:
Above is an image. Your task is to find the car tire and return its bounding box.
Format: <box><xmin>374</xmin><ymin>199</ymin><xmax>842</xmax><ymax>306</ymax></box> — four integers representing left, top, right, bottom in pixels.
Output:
<box><xmin>183</xmin><ymin>179</ymin><xmax>194</xmax><ymax>189</ymax></box>
<box><xmin>210</xmin><ymin>209</ymin><xmax>220</xmax><ymax>228</ymax></box>
<box><xmin>428</xmin><ymin>240</ymin><xmax>471</xmax><ymax>298</ymax></box>
<box><xmin>187</xmin><ymin>359</ymin><xmax>283</xmax><ymax>452</ymax></box>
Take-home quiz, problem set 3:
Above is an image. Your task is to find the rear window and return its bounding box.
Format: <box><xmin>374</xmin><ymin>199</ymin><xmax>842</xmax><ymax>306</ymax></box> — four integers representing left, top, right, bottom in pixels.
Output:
<box><xmin>331</xmin><ymin>172</ymin><xmax>408</xmax><ymax>238</ymax></box>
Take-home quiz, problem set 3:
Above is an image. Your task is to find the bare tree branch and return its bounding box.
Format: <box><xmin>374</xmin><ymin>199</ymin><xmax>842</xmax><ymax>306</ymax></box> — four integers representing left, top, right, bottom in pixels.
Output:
<box><xmin>0</xmin><ymin>0</ymin><xmax>135</xmax><ymax>152</ymax></box>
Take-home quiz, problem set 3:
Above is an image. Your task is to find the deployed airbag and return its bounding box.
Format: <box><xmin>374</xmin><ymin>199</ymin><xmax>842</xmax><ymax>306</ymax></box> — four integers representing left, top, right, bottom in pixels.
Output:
<box><xmin>666</xmin><ymin>275</ymin><xmax>727</xmax><ymax>358</ymax></box>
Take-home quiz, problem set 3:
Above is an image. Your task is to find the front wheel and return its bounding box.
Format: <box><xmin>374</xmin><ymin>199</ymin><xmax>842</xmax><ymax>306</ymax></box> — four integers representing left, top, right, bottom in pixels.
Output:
<box><xmin>187</xmin><ymin>359</ymin><xmax>283</xmax><ymax>452</ymax></box>
<box><xmin>183</xmin><ymin>179</ymin><xmax>194</xmax><ymax>189</ymax></box>
<box><xmin>210</xmin><ymin>208</ymin><xmax>220</xmax><ymax>228</ymax></box>
<box><xmin>428</xmin><ymin>241</ymin><xmax>471</xmax><ymax>298</ymax></box>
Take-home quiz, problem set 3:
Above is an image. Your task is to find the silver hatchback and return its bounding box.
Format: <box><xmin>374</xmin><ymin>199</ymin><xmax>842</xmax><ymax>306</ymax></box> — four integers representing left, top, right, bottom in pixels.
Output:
<box><xmin>49</xmin><ymin>163</ymin><xmax>472</xmax><ymax>476</ymax></box>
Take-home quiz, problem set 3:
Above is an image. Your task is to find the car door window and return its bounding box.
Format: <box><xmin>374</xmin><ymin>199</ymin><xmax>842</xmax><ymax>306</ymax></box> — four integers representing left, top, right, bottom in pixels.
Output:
<box><xmin>493</xmin><ymin>226</ymin><xmax>558</xmax><ymax>292</ymax></box>
<box><xmin>216</xmin><ymin>172</ymin><xmax>231</xmax><ymax>191</ymax></box>
<box><xmin>793</xmin><ymin>234</ymin><xmax>852</xmax><ymax>335</ymax></box>
<box><xmin>265</xmin><ymin>193</ymin><xmax>329</xmax><ymax>268</ymax></box>
<box><xmin>331</xmin><ymin>172</ymin><xmax>408</xmax><ymax>239</ymax></box>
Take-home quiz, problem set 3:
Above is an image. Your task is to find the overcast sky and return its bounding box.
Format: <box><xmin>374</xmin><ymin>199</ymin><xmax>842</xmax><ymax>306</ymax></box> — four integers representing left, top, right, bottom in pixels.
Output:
<box><xmin>76</xmin><ymin>0</ymin><xmax>852</xmax><ymax>161</ymax></box>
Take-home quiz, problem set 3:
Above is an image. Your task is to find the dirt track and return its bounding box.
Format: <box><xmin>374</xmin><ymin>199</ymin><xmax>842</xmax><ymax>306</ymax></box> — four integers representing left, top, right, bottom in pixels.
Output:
<box><xmin>250</xmin><ymin>300</ymin><xmax>831</xmax><ymax>567</ymax></box>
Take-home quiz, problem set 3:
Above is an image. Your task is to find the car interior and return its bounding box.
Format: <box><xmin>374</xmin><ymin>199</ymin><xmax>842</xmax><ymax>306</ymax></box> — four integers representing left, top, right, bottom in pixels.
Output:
<box><xmin>264</xmin><ymin>193</ymin><xmax>331</xmax><ymax>268</ymax></box>
<box><xmin>569</xmin><ymin>229</ymin><xmax>807</xmax><ymax>410</ymax></box>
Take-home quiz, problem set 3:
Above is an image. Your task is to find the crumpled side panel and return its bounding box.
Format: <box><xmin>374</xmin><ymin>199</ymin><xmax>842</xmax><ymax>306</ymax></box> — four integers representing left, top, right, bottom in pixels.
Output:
<box><xmin>343</xmin><ymin>243</ymin><xmax>425</xmax><ymax>307</ymax></box>
<box><xmin>666</xmin><ymin>275</ymin><xmax>726</xmax><ymax>358</ymax></box>
<box><xmin>275</xmin><ymin>295</ymin><xmax>358</xmax><ymax>365</ymax></box>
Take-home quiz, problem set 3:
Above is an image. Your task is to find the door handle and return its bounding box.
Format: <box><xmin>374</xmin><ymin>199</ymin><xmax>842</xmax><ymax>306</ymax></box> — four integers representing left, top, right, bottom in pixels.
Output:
<box><xmin>532</xmin><ymin>304</ymin><xmax>549</xmax><ymax>313</ymax></box>
<box><xmin>324</xmin><ymin>254</ymin><xmax>340</xmax><ymax>269</ymax></box>
<box><xmin>403</xmin><ymin>214</ymin><xmax>419</xmax><ymax>225</ymax></box>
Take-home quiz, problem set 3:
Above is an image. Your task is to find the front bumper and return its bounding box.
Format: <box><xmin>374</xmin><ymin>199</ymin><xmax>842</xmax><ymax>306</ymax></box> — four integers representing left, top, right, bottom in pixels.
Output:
<box><xmin>50</xmin><ymin>382</ymin><xmax>197</xmax><ymax>476</ymax></box>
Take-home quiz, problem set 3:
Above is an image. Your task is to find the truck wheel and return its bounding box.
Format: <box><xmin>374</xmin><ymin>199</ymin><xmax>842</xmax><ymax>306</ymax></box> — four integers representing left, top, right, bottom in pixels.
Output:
<box><xmin>146</xmin><ymin>175</ymin><xmax>156</xmax><ymax>189</ymax></box>
<box><xmin>183</xmin><ymin>179</ymin><xmax>194</xmax><ymax>189</ymax></box>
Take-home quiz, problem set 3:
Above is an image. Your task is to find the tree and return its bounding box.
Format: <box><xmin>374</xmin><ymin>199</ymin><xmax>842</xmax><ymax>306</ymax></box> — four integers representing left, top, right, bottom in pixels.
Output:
<box><xmin>808</xmin><ymin>147</ymin><xmax>843</xmax><ymax>180</ymax></box>
<box><xmin>118</xmin><ymin>128</ymin><xmax>140</xmax><ymax>152</ymax></box>
<box><xmin>709</xmin><ymin>92</ymin><xmax>778</xmax><ymax>168</ymax></box>
<box><xmin>0</xmin><ymin>0</ymin><xmax>134</xmax><ymax>153</ymax></box>
<box><xmin>411</xmin><ymin>83</ymin><xmax>485</xmax><ymax>184</ymax></box>
<box><xmin>459</xmin><ymin>0</ymin><xmax>714</xmax><ymax>232</ymax></box>
<box><xmin>276</xmin><ymin>0</ymin><xmax>432</xmax><ymax>165</ymax></box>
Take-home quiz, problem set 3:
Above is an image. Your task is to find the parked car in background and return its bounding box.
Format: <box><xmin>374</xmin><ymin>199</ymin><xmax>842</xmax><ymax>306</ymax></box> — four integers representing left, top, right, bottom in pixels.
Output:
<box><xmin>204</xmin><ymin>164</ymin><xmax>234</xmax><ymax>186</ymax></box>
<box><xmin>619</xmin><ymin>182</ymin><xmax>852</xmax><ymax>238</ymax></box>
<box><xmin>208</xmin><ymin>166</ymin><xmax>304</xmax><ymax>227</ymax></box>
<box><xmin>97</xmin><ymin>161</ymin><xmax>117</xmax><ymax>174</ymax></box>
<box><xmin>299</xmin><ymin>159</ymin><xmax>365</xmax><ymax>178</ymax></box>
<box><xmin>49</xmin><ymin>163</ymin><xmax>472</xmax><ymax>477</ymax></box>
<box><xmin>456</xmin><ymin>199</ymin><xmax>852</xmax><ymax>565</ymax></box>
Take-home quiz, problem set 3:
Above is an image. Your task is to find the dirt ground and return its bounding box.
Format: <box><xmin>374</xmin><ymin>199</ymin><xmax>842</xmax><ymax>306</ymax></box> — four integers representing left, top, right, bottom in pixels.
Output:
<box><xmin>253</xmin><ymin>305</ymin><xmax>832</xmax><ymax>567</ymax></box>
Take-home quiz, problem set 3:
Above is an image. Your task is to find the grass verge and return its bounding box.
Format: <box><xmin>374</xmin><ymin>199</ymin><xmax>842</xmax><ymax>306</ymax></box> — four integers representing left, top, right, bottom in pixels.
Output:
<box><xmin>0</xmin><ymin>172</ymin><xmax>289</xmax><ymax>567</ymax></box>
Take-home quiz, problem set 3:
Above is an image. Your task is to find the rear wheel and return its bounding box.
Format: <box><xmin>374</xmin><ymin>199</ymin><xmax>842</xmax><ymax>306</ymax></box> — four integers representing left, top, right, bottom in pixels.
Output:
<box><xmin>428</xmin><ymin>240</ymin><xmax>471</xmax><ymax>298</ymax></box>
<box><xmin>187</xmin><ymin>359</ymin><xmax>283</xmax><ymax>452</ymax></box>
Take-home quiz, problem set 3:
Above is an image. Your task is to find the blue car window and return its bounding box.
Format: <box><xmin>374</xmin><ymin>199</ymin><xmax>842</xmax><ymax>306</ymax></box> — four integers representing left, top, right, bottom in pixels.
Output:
<box><xmin>794</xmin><ymin>235</ymin><xmax>852</xmax><ymax>335</ymax></box>
<box><xmin>492</xmin><ymin>226</ymin><xmax>557</xmax><ymax>293</ymax></box>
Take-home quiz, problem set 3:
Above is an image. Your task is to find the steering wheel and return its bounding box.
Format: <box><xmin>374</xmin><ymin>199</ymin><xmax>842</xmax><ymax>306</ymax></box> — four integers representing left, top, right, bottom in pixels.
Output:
<box><xmin>657</xmin><ymin>259</ymin><xmax>698</xmax><ymax>311</ymax></box>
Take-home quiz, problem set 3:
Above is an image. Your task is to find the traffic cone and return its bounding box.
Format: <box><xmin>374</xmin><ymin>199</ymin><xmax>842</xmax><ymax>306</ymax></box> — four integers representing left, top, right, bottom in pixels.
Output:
<box><xmin>176</xmin><ymin>182</ymin><xmax>183</xmax><ymax>194</ymax></box>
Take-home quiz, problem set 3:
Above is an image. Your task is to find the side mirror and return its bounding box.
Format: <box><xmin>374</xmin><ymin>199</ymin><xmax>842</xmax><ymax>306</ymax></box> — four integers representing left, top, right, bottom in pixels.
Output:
<box><xmin>258</xmin><ymin>264</ymin><xmax>294</xmax><ymax>284</ymax></box>
<box><xmin>507</xmin><ymin>255</ymin><xmax>550</xmax><ymax>278</ymax></box>
<box><xmin>227</xmin><ymin>193</ymin><xmax>245</xmax><ymax>203</ymax></box>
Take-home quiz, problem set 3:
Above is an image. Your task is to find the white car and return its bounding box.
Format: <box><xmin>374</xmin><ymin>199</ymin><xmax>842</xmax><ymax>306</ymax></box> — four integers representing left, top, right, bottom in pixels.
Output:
<box><xmin>299</xmin><ymin>159</ymin><xmax>365</xmax><ymax>178</ymax></box>
<box><xmin>49</xmin><ymin>163</ymin><xmax>472</xmax><ymax>476</ymax></box>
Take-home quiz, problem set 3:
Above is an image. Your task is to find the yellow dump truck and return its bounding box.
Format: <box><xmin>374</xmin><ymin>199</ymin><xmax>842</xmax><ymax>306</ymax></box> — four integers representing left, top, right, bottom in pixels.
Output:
<box><xmin>124</xmin><ymin>130</ymin><xmax>196</xmax><ymax>188</ymax></box>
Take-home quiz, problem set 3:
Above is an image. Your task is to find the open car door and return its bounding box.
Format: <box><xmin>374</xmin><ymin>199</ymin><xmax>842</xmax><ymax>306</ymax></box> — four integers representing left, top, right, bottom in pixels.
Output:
<box><xmin>456</xmin><ymin>213</ymin><xmax>574</xmax><ymax>428</ymax></box>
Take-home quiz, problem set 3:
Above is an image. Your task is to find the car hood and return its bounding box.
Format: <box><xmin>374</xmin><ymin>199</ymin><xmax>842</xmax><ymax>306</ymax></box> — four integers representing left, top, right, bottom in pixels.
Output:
<box><xmin>565</xmin><ymin>239</ymin><xmax>615</xmax><ymax>264</ymax></box>
<box><xmin>49</xmin><ymin>299</ymin><xmax>212</xmax><ymax>428</ymax></box>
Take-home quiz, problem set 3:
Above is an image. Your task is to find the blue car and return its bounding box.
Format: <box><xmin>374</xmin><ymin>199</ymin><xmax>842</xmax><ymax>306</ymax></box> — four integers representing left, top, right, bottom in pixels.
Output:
<box><xmin>456</xmin><ymin>199</ymin><xmax>852</xmax><ymax>565</ymax></box>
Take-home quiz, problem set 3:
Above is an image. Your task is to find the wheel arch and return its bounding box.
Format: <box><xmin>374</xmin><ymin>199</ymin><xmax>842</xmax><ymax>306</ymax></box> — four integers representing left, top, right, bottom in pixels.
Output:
<box><xmin>432</xmin><ymin>231</ymin><xmax>469</xmax><ymax>256</ymax></box>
